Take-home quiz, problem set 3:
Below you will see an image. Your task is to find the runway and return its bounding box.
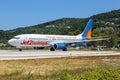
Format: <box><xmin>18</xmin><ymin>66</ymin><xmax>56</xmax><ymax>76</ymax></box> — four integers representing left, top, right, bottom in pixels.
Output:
<box><xmin>0</xmin><ymin>50</ymin><xmax>120</xmax><ymax>60</ymax></box>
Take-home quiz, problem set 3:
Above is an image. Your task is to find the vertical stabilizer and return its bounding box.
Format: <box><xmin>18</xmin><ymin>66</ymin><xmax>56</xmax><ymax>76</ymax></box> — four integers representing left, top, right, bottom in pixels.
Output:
<box><xmin>77</xmin><ymin>19</ymin><xmax>93</xmax><ymax>40</ymax></box>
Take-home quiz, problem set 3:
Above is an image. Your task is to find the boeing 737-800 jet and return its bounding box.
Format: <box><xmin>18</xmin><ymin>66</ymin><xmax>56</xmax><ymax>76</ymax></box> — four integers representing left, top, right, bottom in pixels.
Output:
<box><xmin>8</xmin><ymin>19</ymin><xmax>110</xmax><ymax>51</ymax></box>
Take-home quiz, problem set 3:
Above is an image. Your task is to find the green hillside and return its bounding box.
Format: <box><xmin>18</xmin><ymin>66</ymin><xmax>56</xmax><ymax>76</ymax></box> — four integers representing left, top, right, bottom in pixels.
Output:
<box><xmin>0</xmin><ymin>9</ymin><xmax>120</xmax><ymax>48</ymax></box>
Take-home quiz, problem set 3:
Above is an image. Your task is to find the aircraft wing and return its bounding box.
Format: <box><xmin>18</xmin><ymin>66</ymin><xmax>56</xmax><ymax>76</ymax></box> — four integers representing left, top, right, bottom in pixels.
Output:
<box><xmin>82</xmin><ymin>37</ymin><xmax>110</xmax><ymax>42</ymax></box>
<box><xmin>49</xmin><ymin>37</ymin><xmax>110</xmax><ymax>45</ymax></box>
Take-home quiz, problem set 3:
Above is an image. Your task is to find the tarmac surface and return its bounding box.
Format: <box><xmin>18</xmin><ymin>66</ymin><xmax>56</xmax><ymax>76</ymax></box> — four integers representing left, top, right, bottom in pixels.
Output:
<box><xmin>0</xmin><ymin>50</ymin><xmax>120</xmax><ymax>60</ymax></box>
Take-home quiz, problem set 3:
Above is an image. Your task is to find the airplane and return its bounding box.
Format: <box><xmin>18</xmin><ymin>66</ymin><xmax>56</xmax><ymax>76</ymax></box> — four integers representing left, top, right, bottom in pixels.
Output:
<box><xmin>8</xmin><ymin>19</ymin><xmax>110</xmax><ymax>51</ymax></box>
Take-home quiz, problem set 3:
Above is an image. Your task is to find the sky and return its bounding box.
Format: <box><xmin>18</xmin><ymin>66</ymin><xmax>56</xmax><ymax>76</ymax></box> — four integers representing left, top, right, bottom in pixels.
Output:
<box><xmin>0</xmin><ymin>0</ymin><xmax>120</xmax><ymax>30</ymax></box>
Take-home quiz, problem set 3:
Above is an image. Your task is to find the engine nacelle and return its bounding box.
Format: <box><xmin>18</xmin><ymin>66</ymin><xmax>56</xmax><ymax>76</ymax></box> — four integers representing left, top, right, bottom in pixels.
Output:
<box><xmin>54</xmin><ymin>43</ymin><xmax>66</xmax><ymax>50</ymax></box>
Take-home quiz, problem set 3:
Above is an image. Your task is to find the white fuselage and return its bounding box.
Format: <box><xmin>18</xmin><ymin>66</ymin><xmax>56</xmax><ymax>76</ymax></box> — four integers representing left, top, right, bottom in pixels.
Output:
<box><xmin>8</xmin><ymin>34</ymin><xmax>82</xmax><ymax>48</ymax></box>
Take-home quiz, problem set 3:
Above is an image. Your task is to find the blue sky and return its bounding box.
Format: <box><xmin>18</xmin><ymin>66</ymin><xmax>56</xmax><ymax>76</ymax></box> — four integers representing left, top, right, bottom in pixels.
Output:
<box><xmin>0</xmin><ymin>0</ymin><xmax>120</xmax><ymax>30</ymax></box>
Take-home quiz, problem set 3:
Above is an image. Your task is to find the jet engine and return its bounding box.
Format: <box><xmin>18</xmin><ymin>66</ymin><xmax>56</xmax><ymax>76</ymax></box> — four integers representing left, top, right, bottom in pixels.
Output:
<box><xmin>51</xmin><ymin>43</ymin><xmax>67</xmax><ymax>51</ymax></box>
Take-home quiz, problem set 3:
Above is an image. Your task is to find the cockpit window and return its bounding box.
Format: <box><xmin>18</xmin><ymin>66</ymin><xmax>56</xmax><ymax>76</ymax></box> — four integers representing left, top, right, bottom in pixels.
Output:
<box><xmin>13</xmin><ymin>37</ymin><xmax>20</xmax><ymax>39</ymax></box>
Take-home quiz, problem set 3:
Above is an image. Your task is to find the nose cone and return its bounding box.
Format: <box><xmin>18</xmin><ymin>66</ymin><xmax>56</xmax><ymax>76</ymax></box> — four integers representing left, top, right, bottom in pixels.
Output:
<box><xmin>8</xmin><ymin>39</ymin><xmax>15</xmax><ymax>46</ymax></box>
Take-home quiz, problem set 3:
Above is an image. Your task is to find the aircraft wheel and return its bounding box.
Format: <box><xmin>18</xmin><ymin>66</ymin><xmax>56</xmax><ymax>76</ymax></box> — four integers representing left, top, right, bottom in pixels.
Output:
<box><xmin>50</xmin><ymin>47</ymin><xmax>55</xmax><ymax>51</ymax></box>
<box><xmin>62</xmin><ymin>48</ymin><xmax>67</xmax><ymax>51</ymax></box>
<box><xmin>18</xmin><ymin>48</ymin><xmax>22</xmax><ymax>51</ymax></box>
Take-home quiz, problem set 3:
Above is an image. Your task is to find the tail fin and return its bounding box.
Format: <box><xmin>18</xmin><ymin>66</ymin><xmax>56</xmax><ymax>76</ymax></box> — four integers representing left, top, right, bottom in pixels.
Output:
<box><xmin>77</xmin><ymin>19</ymin><xmax>93</xmax><ymax>40</ymax></box>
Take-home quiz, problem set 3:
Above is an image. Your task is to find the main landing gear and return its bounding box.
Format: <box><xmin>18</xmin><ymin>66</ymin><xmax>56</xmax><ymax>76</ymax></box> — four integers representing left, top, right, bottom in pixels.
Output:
<box><xmin>50</xmin><ymin>47</ymin><xmax>67</xmax><ymax>51</ymax></box>
<box><xmin>62</xmin><ymin>48</ymin><xmax>67</xmax><ymax>51</ymax></box>
<box><xmin>18</xmin><ymin>48</ymin><xmax>22</xmax><ymax>51</ymax></box>
<box><xmin>50</xmin><ymin>47</ymin><xmax>55</xmax><ymax>51</ymax></box>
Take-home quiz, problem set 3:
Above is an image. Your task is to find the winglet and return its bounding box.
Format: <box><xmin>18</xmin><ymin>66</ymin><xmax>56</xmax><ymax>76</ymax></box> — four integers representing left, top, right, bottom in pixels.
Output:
<box><xmin>109</xmin><ymin>32</ymin><xmax>114</xmax><ymax>40</ymax></box>
<box><xmin>109</xmin><ymin>35</ymin><xmax>112</xmax><ymax>40</ymax></box>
